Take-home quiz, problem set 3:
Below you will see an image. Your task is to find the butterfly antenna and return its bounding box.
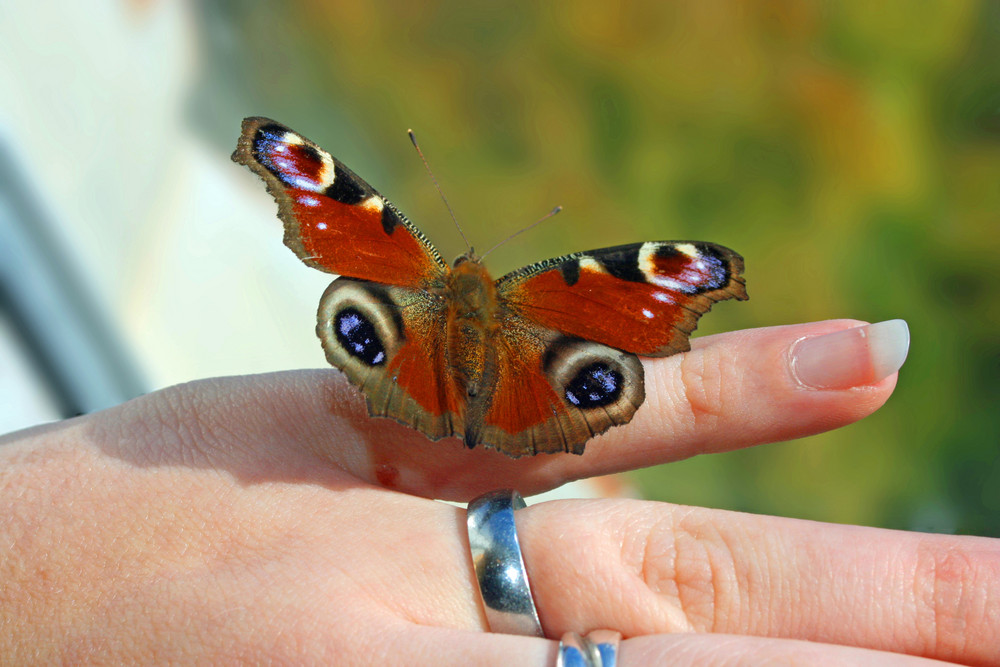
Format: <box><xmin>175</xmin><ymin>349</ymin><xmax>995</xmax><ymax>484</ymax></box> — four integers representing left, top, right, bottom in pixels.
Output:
<box><xmin>408</xmin><ymin>129</ymin><xmax>472</xmax><ymax>254</ymax></box>
<box><xmin>479</xmin><ymin>206</ymin><xmax>563</xmax><ymax>261</ymax></box>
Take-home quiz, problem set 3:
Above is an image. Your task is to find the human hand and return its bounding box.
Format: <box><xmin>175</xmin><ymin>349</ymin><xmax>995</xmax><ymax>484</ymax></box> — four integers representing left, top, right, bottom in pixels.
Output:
<box><xmin>3</xmin><ymin>318</ymin><xmax>994</xmax><ymax>665</ymax></box>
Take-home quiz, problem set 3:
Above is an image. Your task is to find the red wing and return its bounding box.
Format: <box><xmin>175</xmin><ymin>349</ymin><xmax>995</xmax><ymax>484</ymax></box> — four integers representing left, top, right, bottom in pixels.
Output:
<box><xmin>496</xmin><ymin>241</ymin><xmax>747</xmax><ymax>357</ymax></box>
<box><xmin>233</xmin><ymin>117</ymin><xmax>447</xmax><ymax>288</ymax></box>
<box><xmin>364</xmin><ymin>334</ymin><xmax>466</xmax><ymax>439</ymax></box>
<box><xmin>316</xmin><ymin>279</ymin><xmax>465</xmax><ymax>441</ymax></box>
<box><xmin>465</xmin><ymin>321</ymin><xmax>645</xmax><ymax>457</ymax></box>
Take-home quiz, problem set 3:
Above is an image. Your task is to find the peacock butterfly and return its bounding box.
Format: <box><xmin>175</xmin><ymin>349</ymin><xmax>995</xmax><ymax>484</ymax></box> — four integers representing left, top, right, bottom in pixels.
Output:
<box><xmin>232</xmin><ymin>117</ymin><xmax>747</xmax><ymax>457</ymax></box>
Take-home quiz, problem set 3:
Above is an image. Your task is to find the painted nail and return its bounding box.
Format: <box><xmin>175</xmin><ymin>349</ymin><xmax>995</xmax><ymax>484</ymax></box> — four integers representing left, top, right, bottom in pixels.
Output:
<box><xmin>791</xmin><ymin>319</ymin><xmax>910</xmax><ymax>389</ymax></box>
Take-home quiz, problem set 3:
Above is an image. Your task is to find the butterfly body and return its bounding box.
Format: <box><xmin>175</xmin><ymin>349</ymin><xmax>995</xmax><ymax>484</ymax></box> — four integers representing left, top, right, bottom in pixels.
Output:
<box><xmin>234</xmin><ymin>117</ymin><xmax>747</xmax><ymax>457</ymax></box>
<box><xmin>444</xmin><ymin>254</ymin><xmax>498</xmax><ymax>399</ymax></box>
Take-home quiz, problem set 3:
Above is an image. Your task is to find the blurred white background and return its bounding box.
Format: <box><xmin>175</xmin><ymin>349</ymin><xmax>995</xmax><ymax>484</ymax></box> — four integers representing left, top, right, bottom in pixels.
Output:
<box><xmin>0</xmin><ymin>1</ymin><xmax>332</xmax><ymax>433</ymax></box>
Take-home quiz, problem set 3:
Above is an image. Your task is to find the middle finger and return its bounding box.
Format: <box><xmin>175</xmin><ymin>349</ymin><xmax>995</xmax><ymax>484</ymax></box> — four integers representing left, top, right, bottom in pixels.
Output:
<box><xmin>518</xmin><ymin>499</ymin><xmax>1000</xmax><ymax>665</ymax></box>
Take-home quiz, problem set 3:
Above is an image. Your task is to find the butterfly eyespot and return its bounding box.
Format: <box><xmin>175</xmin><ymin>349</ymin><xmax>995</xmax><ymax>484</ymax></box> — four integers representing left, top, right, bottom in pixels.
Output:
<box><xmin>543</xmin><ymin>339</ymin><xmax>643</xmax><ymax>424</ymax></box>
<box><xmin>317</xmin><ymin>278</ymin><xmax>404</xmax><ymax>378</ymax></box>
<box><xmin>563</xmin><ymin>361</ymin><xmax>624</xmax><ymax>409</ymax></box>
<box><xmin>334</xmin><ymin>307</ymin><xmax>386</xmax><ymax>366</ymax></box>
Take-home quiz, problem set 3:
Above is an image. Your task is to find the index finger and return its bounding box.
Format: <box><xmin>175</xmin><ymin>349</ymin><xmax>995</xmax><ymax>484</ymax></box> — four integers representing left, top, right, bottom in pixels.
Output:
<box><xmin>76</xmin><ymin>318</ymin><xmax>907</xmax><ymax>501</ymax></box>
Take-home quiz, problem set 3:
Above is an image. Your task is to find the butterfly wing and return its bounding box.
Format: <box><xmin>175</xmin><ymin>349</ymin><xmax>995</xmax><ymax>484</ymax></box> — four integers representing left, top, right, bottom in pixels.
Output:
<box><xmin>316</xmin><ymin>277</ymin><xmax>465</xmax><ymax>440</ymax></box>
<box><xmin>232</xmin><ymin>117</ymin><xmax>448</xmax><ymax>287</ymax></box>
<box><xmin>233</xmin><ymin>118</ymin><xmax>465</xmax><ymax>438</ymax></box>
<box><xmin>498</xmin><ymin>241</ymin><xmax>747</xmax><ymax>356</ymax></box>
<box><xmin>466</xmin><ymin>321</ymin><xmax>646</xmax><ymax>457</ymax></box>
<box><xmin>471</xmin><ymin>241</ymin><xmax>747</xmax><ymax>456</ymax></box>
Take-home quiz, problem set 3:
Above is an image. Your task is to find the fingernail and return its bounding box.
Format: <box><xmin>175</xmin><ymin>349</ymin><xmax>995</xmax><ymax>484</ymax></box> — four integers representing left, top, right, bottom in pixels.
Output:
<box><xmin>791</xmin><ymin>319</ymin><xmax>910</xmax><ymax>389</ymax></box>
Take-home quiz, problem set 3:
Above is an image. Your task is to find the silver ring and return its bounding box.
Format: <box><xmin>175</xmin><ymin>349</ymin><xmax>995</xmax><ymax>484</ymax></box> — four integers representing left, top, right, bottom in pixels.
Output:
<box><xmin>466</xmin><ymin>489</ymin><xmax>543</xmax><ymax>636</ymax></box>
<box><xmin>557</xmin><ymin>630</ymin><xmax>621</xmax><ymax>667</ymax></box>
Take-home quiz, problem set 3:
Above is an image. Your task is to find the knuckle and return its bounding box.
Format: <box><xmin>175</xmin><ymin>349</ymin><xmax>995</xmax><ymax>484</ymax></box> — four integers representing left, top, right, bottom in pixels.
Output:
<box><xmin>633</xmin><ymin>511</ymin><xmax>742</xmax><ymax>632</ymax></box>
<box><xmin>914</xmin><ymin>541</ymin><xmax>993</xmax><ymax>658</ymax></box>
<box><xmin>676</xmin><ymin>349</ymin><xmax>729</xmax><ymax>430</ymax></box>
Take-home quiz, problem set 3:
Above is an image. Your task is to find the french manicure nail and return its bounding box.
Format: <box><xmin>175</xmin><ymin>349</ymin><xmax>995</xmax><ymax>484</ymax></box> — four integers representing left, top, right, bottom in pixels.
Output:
<box><xmin>791</xmin><ymin>319</ymin><xmax>910</xmax><ymax>389</ymax></box>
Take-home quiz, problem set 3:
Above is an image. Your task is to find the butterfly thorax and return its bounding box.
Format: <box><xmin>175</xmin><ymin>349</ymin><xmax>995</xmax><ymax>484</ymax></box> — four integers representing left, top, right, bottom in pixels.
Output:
<box><xmin>446</xmin><ymin>257</ymin><xmax>499</xmax><ymax>398</ymax></box>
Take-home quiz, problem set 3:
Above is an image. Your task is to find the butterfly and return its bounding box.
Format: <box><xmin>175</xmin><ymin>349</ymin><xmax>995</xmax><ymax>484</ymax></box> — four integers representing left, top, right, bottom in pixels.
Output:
<box><xmin>232</xmin><ymin>117</ymin><xmax>747</xmax><ymax>458</ymax></box>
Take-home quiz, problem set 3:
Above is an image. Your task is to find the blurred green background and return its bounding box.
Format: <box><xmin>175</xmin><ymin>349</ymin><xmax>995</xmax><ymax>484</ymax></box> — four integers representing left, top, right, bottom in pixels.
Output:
<box><xmin>186</xmin><ymin>0</ymin><xmax>999</xmax><ymax>534</ymax></box>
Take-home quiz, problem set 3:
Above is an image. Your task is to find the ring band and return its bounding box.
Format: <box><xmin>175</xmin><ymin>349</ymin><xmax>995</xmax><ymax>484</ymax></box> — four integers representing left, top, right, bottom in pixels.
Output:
<box><xmin>558</xmin><ymin>630</ymin><xmax>621</xmax><ymax>667</ymax></box>
<box><xmin>466</xmin><ymin>489</ymin><xmax>543</xmax><ymax>636</ymax></box>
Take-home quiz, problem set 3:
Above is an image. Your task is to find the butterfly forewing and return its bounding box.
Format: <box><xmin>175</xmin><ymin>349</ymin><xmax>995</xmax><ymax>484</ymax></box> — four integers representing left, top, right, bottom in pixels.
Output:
<box><xmin>232</xmin><ymin>117</ymin><xmax>447</xmax><ymax>288</ymax></box>
<box><xmin>496</xmin><ymin>241</ymin><xmax>747</xmax><ymax>357</ymax></box>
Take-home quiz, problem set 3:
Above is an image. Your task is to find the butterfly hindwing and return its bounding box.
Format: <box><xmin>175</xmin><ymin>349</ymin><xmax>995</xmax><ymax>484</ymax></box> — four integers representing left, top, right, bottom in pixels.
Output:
<box><xmin>316</xmin><ymin>277</ymin><xmax>466</xmax><ymax>441</ymax></box>
<box><xmin>232</xmin><ymin>117</ymin><xmax>447</xmax><ymax>288</ymax></box>
<box><xmin>467</xmin><ymin>322</ymin><xmax>645</xmax><ymax>456</ymax></box>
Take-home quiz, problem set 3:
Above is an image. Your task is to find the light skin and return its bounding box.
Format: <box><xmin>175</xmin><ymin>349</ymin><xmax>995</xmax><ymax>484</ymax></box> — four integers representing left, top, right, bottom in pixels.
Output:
<box><xmin>1</xmin><ymin>319</ymin><xmax>996</xmax><ymax>665</ymax></box>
